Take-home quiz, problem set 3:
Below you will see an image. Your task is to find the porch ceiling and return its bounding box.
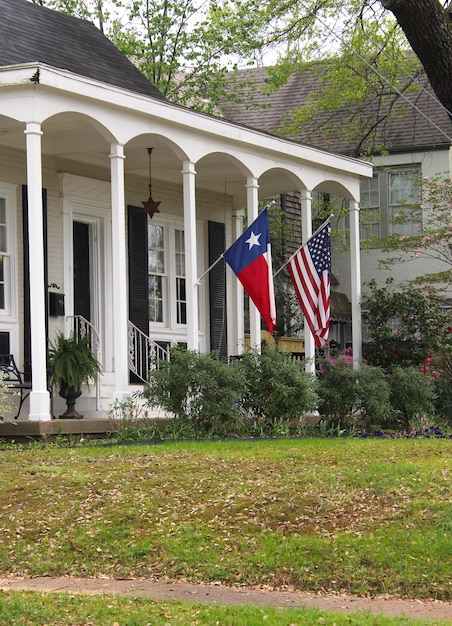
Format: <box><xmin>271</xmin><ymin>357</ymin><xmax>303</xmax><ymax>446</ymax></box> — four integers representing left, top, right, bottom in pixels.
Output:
<box><xmin>0</xmin><ymin>112</ymin><xmax>293</xmax><ymax>207</ymax></box>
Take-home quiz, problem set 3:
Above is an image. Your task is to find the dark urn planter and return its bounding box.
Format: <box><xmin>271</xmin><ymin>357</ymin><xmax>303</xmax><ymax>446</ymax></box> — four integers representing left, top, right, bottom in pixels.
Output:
<box><xmin>58</xmin><ymin>384</ymin><xmax>83</xmax><ymax>419</ymax></box>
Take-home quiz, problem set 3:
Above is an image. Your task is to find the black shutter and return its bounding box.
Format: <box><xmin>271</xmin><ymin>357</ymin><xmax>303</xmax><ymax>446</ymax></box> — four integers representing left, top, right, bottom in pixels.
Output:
<box><xmin>208</xmin><ymin>221</ymin><xmax>227</xmax><ymax>358</ymax></box>
<box><xmin>128</xmin><ymin>206</ymin><xmax>149</xmax><ymax>382</ymax></box>
<box><xmin>128</xmin><ymin>206</ymin><xmax>149</xmax><ymax>332</ymax></box>
<box><xmin>22</xmin><ymin>186</ymin><xmax>48</xmax><ymax>383</ymax></box>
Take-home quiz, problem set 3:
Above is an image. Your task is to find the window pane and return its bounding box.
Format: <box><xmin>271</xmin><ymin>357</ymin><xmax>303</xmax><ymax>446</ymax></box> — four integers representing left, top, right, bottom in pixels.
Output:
<box><xmin>0</xmin><ymin>226</ymin><xmax>6</xmax><ymax>253</ymax></box>
<box><xmin>149</xmin><ymin>275</ymin><xmax>164</xmax><ymax>323</ymax></box>
<box><xmin>389</xmin><ymin>170</ymin><xmax>419</xmax><ymax>205</ymax></box>
<box><xmin>175</xmin><ymin>229</ymin><xmax>185</xmax><ymax>277</ymax></box>
<box><xmin>360</xmin><ymin>175</ymin><xmax>381</xmax><ymax>240</ymax></box>
<box><xmin>360</xmin><ymin>211</ymin><xmax>381</xmax><ymax>239</ymax></box>
<box><xmin>176</xmin><ymin>277</ymin><xmax>186</xmax><ymax>324</ymax></box>
<box><xmin>148</xmin><ymin>224</ymin><xmax>165</xmax><ymax>273</ymax></box>
<box><xmin>0</xmin><ymin>199</ymin><xmax>6</xmax><ymax>252</ymax></box>
<box><xmin>388</xmin><ymin>168</ymin><xmax>421</xmax><ymax>236</ymax></box>
<box><xmin>360</xmin><ymin>175</ymin><xmax>379</xmax><ymax>208</ymax></box>
<box><xmin>0</xmin><ymin>255</ymin><xmax>4</xmax><ymax>309</ymax></box>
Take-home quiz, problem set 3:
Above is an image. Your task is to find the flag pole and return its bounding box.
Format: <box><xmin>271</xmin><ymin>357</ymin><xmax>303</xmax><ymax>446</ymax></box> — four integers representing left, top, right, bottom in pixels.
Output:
<box><xmin>196</xmin><ymin>253</ymin><xmax>224</xmax><ymax>285</ymax></box>
<box><xmin>273</xmin><ymin>214</ymin><xmax>334</xmax><ymax>278</ymax></box>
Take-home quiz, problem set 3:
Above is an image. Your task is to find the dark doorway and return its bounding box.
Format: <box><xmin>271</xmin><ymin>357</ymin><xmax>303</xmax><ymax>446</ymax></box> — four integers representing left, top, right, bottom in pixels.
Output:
<box><xmin>73</xmin><ymin>221</ymin><xmax>91</xmax><ymax>322</ymax></box>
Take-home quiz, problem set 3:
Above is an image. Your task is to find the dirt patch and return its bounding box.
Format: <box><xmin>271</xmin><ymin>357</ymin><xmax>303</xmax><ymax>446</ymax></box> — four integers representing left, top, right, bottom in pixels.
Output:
<box><xmin>0</xmin><ymin>576</ymin><xmax>451</xmax><ymax>621</ymax></box>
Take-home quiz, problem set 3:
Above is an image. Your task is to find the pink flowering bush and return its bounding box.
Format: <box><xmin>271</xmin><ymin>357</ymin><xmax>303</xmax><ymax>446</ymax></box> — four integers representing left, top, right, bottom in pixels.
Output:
<box><xmin>362</xmin><ymin>278</ymin><xmax>449</xmax><ymax>370</ymax></box>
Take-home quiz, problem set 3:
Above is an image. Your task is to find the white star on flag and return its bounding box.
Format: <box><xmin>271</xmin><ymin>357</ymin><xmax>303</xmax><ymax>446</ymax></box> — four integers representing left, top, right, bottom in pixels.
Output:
<box><xmin>245</xmin><ymin>230</ymin><xmax>261</xmax><ymax>249</ymax></box>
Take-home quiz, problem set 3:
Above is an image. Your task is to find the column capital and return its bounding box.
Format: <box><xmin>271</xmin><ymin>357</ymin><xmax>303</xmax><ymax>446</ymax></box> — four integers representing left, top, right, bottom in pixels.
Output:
<box><xmin>24</xmin><ymin>121</ymin><xmax>42</xmax><ymax>136</ymax></box>
<box><xmin>349</xmin><ymin>199</ymin><xmax>360</xmax><ymax>212</ymax></box>
<box><xmin>246</xmin><ymin>176</ymin><xmax>259</xmax><ymax>190</ymax></box>
<box><xmin>109</xmin><ymin>143</ymin><xmax>125</xmax><ymax>160</ymax></box>
<box><xmin>300</xmin><ymin>189</ymin><xmax>312</xmax><ymax>201</ymax></box>
<box><xmin>182</xmin><ymin>160</ymin><xmax>196</xmax><ymax>175</ymax></box>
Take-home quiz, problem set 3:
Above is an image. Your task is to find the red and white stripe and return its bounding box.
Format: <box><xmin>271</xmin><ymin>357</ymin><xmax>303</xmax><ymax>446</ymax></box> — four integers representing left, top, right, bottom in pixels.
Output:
<box><xmin>287</xmin><ymin>246</ymin><xmax>330</xmax><ymax>348</ymax></box>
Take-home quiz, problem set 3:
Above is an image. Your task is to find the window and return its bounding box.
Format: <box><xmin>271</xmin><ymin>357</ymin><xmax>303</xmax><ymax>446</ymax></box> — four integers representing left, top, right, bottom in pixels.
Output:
<box><xmin>0</xmin><ymin>185</ymin><xmax>16</xmax><ymax>315</ymax></box>
<box><xmin>175</xmin><ymin>229</ymin><xmax>186</xmax><ymax>324</ymax></box>
<box><xmin>388</xmin><ymin>169</ymin><xmax>421</xmax><ymax>236</ymax></box>
<box><xmin>0</xmin><ymin>199</ymin><xmax>6</xmax><ymax>309</ymax></box>
<box><xmin>360</xmin><ymin>166</ymin><xmax>421</xmax><ymax>241</ymax></box>
<box><xmin>148</xmin><ymin>220</ymin><xmax>186</xmax><ymax>328</ymax></box>
<box><xmin>360</xmin><ymin>174</ymin><xmax>381</xmax><ymax>239</ymax></box>
<box><xmin>148</xmin><ymin>224</ymin><xmax>165</xmax><ymax>323</ymax></box>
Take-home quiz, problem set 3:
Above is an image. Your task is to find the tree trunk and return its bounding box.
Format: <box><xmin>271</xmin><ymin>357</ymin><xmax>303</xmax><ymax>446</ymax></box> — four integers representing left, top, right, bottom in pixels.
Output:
<box><xmin>380</xmin><ymin>0</ymin><xmax>452</xmax><ymax>119</ymax></box>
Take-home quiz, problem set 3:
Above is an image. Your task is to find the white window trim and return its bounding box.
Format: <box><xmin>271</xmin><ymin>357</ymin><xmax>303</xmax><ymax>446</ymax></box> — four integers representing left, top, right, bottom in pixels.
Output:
<box><xmin>360</xmin><ymin>165</ymin><xmax>422</xmax><ymax>241</ymax></box>
<box><xmin>0</xmin><ymin>183</ymin><xmax>18</xmax><ymax>319</ymax></box>
<box><xmin>148</xmin><ymin>214</ymin><xmax>205</xmax><ymax>347</ymax></box>
<box><xmin>0</xmin><ymin>183</ymin><xmax>19</xmax><ymax>356</ymax></box>
<box><xmin>149</xmin><ymin>216</ymin><xmax>186</xmax><ymax>330</ymax></box>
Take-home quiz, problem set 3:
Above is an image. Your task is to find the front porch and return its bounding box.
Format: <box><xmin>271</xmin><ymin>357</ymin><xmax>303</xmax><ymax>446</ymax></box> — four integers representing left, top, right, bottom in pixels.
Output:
<box><xmin>0</xmin><ymin>59</ymin><xmax>372</xmax><ymax>425</ymax></box>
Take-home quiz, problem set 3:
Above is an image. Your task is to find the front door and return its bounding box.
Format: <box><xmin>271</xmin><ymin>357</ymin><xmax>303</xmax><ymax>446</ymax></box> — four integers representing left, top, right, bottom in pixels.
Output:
<box><xmin>73</xmin><ymin>221</ymin><xmax>91</xmax><ymax>322</ymax></box>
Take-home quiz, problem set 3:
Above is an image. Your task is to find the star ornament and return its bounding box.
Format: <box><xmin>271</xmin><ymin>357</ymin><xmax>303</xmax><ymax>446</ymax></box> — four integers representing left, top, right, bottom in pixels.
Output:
<box><xmin>142</xmin><ymin>196</ymin><xmax>161</xmax><ymax>219</ymax></box>
<box><xmin>245</xmin><ymin>230</ymin><xmax>261</xmax><ymax>250</ymax></box>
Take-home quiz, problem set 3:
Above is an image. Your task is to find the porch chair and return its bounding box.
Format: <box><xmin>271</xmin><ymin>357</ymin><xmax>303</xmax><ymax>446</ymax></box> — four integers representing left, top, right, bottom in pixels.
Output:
<box><xmin>0</xmin><ymin>354</ymin><xmax>54</xmax><ymax>420</ymax></box>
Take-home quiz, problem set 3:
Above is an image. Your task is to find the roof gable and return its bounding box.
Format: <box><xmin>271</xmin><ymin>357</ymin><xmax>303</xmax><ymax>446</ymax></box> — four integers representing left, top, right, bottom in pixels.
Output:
<box><xmin>0</xmin><ymin>0</ymin><xmax>164</xmax><ymax>100</ymax></box>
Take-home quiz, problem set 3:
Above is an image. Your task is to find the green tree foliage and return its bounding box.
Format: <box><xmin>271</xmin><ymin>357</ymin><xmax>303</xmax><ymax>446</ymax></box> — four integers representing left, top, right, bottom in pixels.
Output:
<box><xmin>361</xmin><ymin>278</ymin><xmax>450</xmax><ymax>370</ymax></box>
<box><xmin>32</xmin><ymin>0</ymin><xmax>276</xmax><ymax>113</ymax></box>
<box><xmin>31</xmin><ymin>0</ymin><xmax>443</xmax><ymax>122</ymax></box>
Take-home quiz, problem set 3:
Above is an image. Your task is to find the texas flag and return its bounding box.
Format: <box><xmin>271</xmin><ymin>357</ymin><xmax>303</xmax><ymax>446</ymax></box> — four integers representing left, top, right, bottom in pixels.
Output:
<box><xmin>224</xmin><ymin>208</ymin><xmax>276</xmax><ymax>334</ymax></box>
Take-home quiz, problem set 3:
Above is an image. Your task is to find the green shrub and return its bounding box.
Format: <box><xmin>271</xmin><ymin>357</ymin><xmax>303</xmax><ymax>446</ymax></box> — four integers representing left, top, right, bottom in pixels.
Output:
<box><xmin>143</xmin><ymin>347</ymin><xmax>246</xmax><ymax>435</ymax></box>
<box><xmin>142</xmin><ymin>347</ymin><xmax>317</xmax><ymax>438</ymax></box>
<box><xmin>236</xmin><ymin>349</ymin><xmax>317</xmax><ymax>428</ymax></box>
<box><xmin>316</xmin><ymin>354</ymin><xmax>392</xmax><ymax>429</ymax></box>
<box><xmin>433</xmin><ymin>374</ymin><xmax>452</xmax><ymax>426</ymax></box>
<box><xmin>388</xmin><ymin>366</ymin><xmax>437</xmax><ymax>423</ymax></box>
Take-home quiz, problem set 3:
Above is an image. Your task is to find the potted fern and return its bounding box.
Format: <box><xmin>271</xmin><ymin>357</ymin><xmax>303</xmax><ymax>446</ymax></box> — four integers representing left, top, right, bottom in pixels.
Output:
<box><xmin>48</xmin><ymin>330</ymin><xmax>102</xmax><ymax>419</ymax></box>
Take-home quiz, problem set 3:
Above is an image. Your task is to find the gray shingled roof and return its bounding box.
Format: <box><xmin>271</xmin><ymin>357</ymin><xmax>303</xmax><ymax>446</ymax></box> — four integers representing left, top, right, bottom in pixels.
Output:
<box><xmin>224</xmin><ymin>65</ymin><xmax>452</xmax><ymax>157</ymax></box>
<box><xmin>0</xmin><ymin>0</ymin><xmax>164</xmax><ymax>100</ymax></box>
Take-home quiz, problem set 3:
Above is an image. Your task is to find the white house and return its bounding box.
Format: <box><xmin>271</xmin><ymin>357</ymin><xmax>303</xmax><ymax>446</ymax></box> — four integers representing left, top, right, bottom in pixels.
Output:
<box><xmin>0</xmin><ymin>0</ymin><xmax>372</xmax><ymax>421</ymax></box>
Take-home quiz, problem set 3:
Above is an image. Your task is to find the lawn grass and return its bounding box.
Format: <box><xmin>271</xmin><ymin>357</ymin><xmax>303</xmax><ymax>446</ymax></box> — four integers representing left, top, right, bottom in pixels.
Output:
<box><xmin>0</xmin><ymin>589</ymin><xmax>450</xmax><ymax>626</ymax></box>
<box><xmin>0</xmin><ymin>438</ymin><xmax>450</xmax><ymax>602</ymax></box>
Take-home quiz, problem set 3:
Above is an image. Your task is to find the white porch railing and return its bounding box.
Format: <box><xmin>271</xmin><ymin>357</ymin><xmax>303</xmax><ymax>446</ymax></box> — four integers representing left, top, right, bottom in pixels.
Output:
<box><xmin>66</xmin><ymin>315</ymin><xmax>101</xmax><ymax>410</ymax></box>
<box><xmin>128</xmin><ymin>321</ymin><xmax>170</xmax><ymax>384</ymax></box>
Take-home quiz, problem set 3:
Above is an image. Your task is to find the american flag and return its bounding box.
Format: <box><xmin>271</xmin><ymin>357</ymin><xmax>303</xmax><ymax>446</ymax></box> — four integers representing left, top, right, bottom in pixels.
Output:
<box><xmin>287</xmin><ymin>222</ymin><xmax>331</xmax><ymax>348</ymax></box>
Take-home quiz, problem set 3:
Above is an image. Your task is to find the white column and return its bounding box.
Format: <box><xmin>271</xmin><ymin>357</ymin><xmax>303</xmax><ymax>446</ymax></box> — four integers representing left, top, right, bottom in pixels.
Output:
<box><xmin>349</xmin><ymin>199</ymin><xmax>362</xmax><ymax>367</ymax></box>
<box><xmin>300</xmin><ymin>189</ymin><xmax>316</xmax><ymax>374</ymax></box>
<box><xmin>232</xmin><ymin>208</ymin><xmax>245</xmax><ymax>355</ymax></box>
<box><xmin>24</xmin><ymin>122</ymin><xmax>51</xmax><ymax>421</ymax></box>
<box><xmin>182</xmin><ymin>161</ymin><xmax>199</xmax><ymax>351</ymax></box>
<box><xmin>110</xmin><ymin>143</ymin><xmax>130</xmax><ymax>399</ymax></box>
<box><xmin>246</xmin><ymin>177</ymin><xmax>260</xmax><ymax>351</ymax></box>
